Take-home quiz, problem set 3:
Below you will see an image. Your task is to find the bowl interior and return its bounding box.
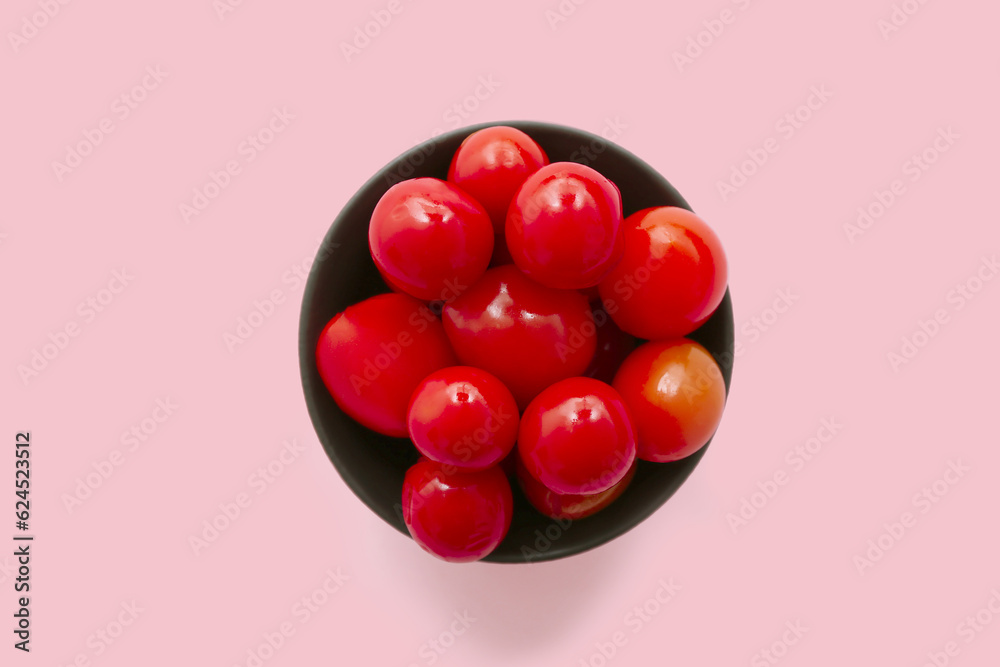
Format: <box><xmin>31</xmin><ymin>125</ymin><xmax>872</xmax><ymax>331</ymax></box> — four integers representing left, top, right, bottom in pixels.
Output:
<box><xmin>299</xmin><ymin>121</ymin><xmax>734</xmax><ymax>563</ymax></box>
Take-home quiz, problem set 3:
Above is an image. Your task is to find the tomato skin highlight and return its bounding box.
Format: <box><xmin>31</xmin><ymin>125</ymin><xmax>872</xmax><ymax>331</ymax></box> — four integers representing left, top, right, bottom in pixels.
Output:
<box><xmin>506</xmin><ymin>162</ymin><xmax>624</xmax><ymax>290</ymax></box>
<box><xmin>402</xmin><ymin>458</ymin><xmax>513</xmax><ymax>563</ymax></box>
<box><xmin>516</xmin><ymin>454</ymin><xmax>637</xmax><ymax>520</ymax></box>
<box><xmin>407</xmin><ymin>366</ymin><xmax>519</xmax><ymax>472</ymax></box>
<box><xmin>517</xmin><ymin>377</ymin><xmax>637</xmax><ymax>496</ymax></box>
<box><xmin>369</xmin><ymin>178</ymin><xmax>494</xmax><ymax>302</ymax></box>
<box><xmin>599</xmin><ymin>206</ymin><xmax>727</xmax><ymax>340</ymax></box>
<box><xmin>613</xmin><ymin>339</ymin><xmax>726</xmax><ymax>463</ymax></box>
<box><xmin>315</xmin><ymin>293</ymin><xmax>457</xmax><ymax>438</ymax></box>
<box><xmin>441</xmin><ymin>265</ymin><xmax>596</xmax><ymax>410</ymax></box>
<box><xmin>448</xmin><ymin>126</ymin><xmax>549</xmax><ymax>234</ymax></box>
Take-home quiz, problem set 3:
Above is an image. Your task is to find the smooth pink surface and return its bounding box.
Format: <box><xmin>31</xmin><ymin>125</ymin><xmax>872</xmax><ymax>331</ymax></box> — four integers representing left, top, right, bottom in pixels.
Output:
<box><xmin>2</xmin><ymin>2</ymin><xmax>998</xmax><ymax>666</ymax></box>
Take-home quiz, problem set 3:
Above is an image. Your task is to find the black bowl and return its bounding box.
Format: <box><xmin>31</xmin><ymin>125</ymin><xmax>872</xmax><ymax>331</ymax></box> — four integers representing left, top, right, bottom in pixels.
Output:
<box><xmin>299</xmin><ymin>121</ymin><xmax>734</xmax><ymax>563</ymax></box>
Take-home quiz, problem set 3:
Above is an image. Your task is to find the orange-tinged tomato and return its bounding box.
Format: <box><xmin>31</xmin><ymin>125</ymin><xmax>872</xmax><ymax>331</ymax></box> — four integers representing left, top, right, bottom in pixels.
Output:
<box><xmin>613</xmin><ymin>339</ymin><xmax>726</xmax><ymax>462</ymax></box>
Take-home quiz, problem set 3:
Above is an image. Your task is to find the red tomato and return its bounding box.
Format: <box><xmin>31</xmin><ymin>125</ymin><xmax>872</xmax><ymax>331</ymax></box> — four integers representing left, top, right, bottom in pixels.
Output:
<box><xmin>407</xmin><ymin>366</ymin><xmax>519</xmax><ymax>471</ymax></box>
<box><xmin>599</xmin><ymin>207</ymin><xmax>727</xmax><ymax>339</ymax></box>
<box><xmin>315</xmin><ymin>293</ymin><xmax>457</xmax><ymax>437</ymax></box>
<box><xmin>448</xmin><ymin>126</ymin><xmax>549</xmax><ymax>234</ymax></box>
<box><xmin>516</xmin><ymin>455</ymin><xmax>636</xmax><ymax>520</ymax></box>
<box><xmin>377</xmin><ymin>265</ymin><xmax>408</xmax><ymax>295</ymax></box>
<box><xmin>369</xmin><ymin>178</ymin><xmax>494</xmax><ymax>302</ymax></box>
<box><xmin>506</xmin><ymin>162</ymin><xmax>624</xmax><ymax>290</ymax></box>
<box><xmin>402</xmin><ymin>458</ymin><xmax>513</xmax><ymax>562</ymax></box>
<box><xmin>613</xmin><ymin>339</ymin><xmax>726</xmax><ymax>462</ymax></box>
<box><xmin>518</xmin><ymin>377</ymin><xmax>636</xmax><ymax>495</ymax></box>
<box><xmin>441</xmin><ymin>265</ymin><xmax>596</xmax><ymax>410</ymax></box>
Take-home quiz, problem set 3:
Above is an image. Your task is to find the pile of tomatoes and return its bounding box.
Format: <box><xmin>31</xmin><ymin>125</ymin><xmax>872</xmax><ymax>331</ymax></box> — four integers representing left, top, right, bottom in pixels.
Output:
<box><xmin>316</xmin><ymin>126</ymin><xmax>728</xmax><ymax>562</ymax></box>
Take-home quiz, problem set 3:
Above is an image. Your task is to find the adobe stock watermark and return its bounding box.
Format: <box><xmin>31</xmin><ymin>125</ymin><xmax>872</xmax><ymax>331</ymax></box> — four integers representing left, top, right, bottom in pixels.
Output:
<box><xmin>737</xmin><ymin>288</ymin><xmax>798</xmax><ymax>351</ymax></box>
<box><xmin>213</xmin><ymin>0</ymin><xmax>252</xmax><ymax>21</ymax></box>
<box><xmin>383</xmin><ymin>76</ymin><xmax>503</xmax><ymax>187</ymax></box>
<box><xmin>887</xmin><ymin>254</ymin><xmax>997</xmax><ymax>372</ymax></box>
<box><xmin>346</xmin><ymin>287</ymin><xmax>467</xmax><ymax>395</ymax></box>
<box><xmin>877</xmin><ymin>0</ymin><xmax>933</xmax><ymax>40</ymax></box>
<box><xmin>427</xmin><ymin>74</ymin><xmax>503</xmax><ymax>140</ymax></box>
<box><xmin>405</xmin><ymin>611</ymin><xmax>476</xmax><ymax>667</ymax></box>
<box><xmin>340</xmin><ymin>0</ymin><xmax>417</xmax><ymax>63</ymax></box>
<box><xmin>232</xmin><ymin>567</ymin><xmax>350</xmax><ymax>667</ymax></box>
<box><xmin>717</xmin><ymin>85</ymin><xmax>833</xmax><ymax>202</ymax></box>
<box><xmin>445</xmin><ymin>514</ymin><xmax>573</xmax><ymax>562</ymax></box>
<box><xmin>916</xmin><ymin>589</ymin><xmax>1000</xmax><ymax>667</ymax></box>
<box><xmin>499</xmin><ymin>450</ymin><xmax>636</xmax><ymax>560</ymax></box>
<box><xmin>189</xmin><ymin>439</ymin><xmax>307</xmax><ymax>556</ymax></box>
<box><xmin>17</xmin><ymin>268</ymin><xmax>135</xmax><ymax>386</ymax></box>
<box><xmin>577</xmin><ymin>579</ymin><xmax>682</xmax><ymax>667</ymax></box>
<box><xmin>179</xmin><ymin>107</ymin><xmax>294</xmax><ymax>223</ymax></box>
<box><xmin>51</xmin><ymin>66</ymin><xmax>168</xmax><ymax>182</ymax></box>
<box><xmin>853</xmin><ymin>459</ymin><xmax>970</xmax><ymax>575</ymax></box>
<box><xmin>7</xmin><ymin>0</ymin><xmax>74</xmax><ymax>54</ymax></box>
<box><xmin>672</xmin><ymin>0</ymin><xmax>759</xmax><ymax>73</ymax></box>
<box><xmin>224</xmin><ymin>236</ymin><xmax>339</xmax><ymax>352</ymax></box>
<box><xmin>565</xmin><ymin>117</ymin><xmax>629</xmax><ymax>167</ymax></box>
<box><xmin>61</xmin><ymin>398</ymin><xmax>180</xmax><ymax>514</ymax></box>
<box><xmin>556</xmin><ymin>301</ymin><xmax>619</xmax><ymax>365</ymax></box>
<box><xmin>57</xmin><ymin>601</ymin><xmax>144</xmax><ymax>667</ymax></box>
<box><xmin>844</xmin><ymin>126</ymin><xmax>959</xmax><ymax>243</ymax></box>
<box><xmin>544</xmin><ymin>0</ymin><xmax>590</xmax><ymax>31</ymax></box>
<box><xmin>726</xmin><ymin>417</ymin><xmax>843</xmax><ymax>534</ymax></box>
<box><xmin>0</xmin><ymin>556</ymin><xmax>18</xmax><ymax>585</ymax></box>
<box><xmin>751</xmin><ymin>620</ymin><xmax>808</xmax><ymax>667</ymax></box>
<box><xmin>436</xmin><ymin>409</ymin><xmax>516</xmax><ymax>475</ymax></box>
<box><xmin>698</xmin><ymin>287</ymin><xmax>801</xmax><ymax>377</ymax></box>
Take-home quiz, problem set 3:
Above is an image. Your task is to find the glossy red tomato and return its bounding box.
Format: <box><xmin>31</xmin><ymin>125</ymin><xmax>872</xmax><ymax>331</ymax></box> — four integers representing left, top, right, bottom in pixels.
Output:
<box><xmin>377</xmin><ymin>265</ymin><xmax>408</xmax><ymax>295</ymax></box>
<box><xmin>613</xmin><ymin>339</ymin><xmax>726</xmax><ymax>462</ymax></box>
<box><xmin>407</xmin><ymin>366</ymin><xmax>519</xmax><ymax>471</ymax></box>
<box><xmin>506</xmin><ymin>162</ymin><xmax>624</xmax><ymax>290</ymax></box>
<box><xmin>598</xmin><ymin>207</ymin><xmax>727</xmax><ymax>339</ymax></box>
<box><xmin>516</xmin><ymin>455</ymin><xmax>636</xmax><ymax>520</ymax></box>
<box><xmin>518</xmin><ymin>377</ymin><xmax>636</xmax><ymax>495</ymax></box>
<box><xmin>402</xmin><ymin>458</ymin><xmax>513</xmax><ymax>562</ymax></box>
<box><xmin>315</xmin><ymin>293</ymin><xmax>457</xmax><ymax>437</ymax></box>
<box><xmin>441</xmin><ymin>265</ymin><xmax>596</xmax><ymax>410</ymax></box>
<box><xmin>369</xmin><ymin>178</ymin><xmax>494</xmax><ymax>302</ymax></box>
<box><xmin>448</xmin><ymin>126</ymin><xmax>549</xmax><ymax>234</ymax></box>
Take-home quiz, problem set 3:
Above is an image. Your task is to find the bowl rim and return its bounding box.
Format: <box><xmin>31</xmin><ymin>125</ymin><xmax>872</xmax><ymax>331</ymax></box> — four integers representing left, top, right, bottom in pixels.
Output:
<box><xmin>298</xmin><ymin>119</ymin><xmax>734</xmax><ymax>564</ymax></box>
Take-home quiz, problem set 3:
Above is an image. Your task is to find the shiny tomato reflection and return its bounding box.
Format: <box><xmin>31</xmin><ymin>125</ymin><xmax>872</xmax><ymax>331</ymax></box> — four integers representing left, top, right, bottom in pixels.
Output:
<box><xmin>441</xmin><ymin>265</ymin><xmax>596</xmax><ymax>410</ymax></box>
<box><xmin>402</xmin><ymin>458</ymin><xmax>513</xmax><ymax>562</ymax></box>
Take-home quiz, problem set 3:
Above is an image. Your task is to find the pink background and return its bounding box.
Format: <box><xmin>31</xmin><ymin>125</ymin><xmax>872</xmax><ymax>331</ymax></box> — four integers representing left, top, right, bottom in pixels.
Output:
<box><xmin>3</xmin><ymin>0</ymin><xmax>999</xmax><ymax>665</ymax></box>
